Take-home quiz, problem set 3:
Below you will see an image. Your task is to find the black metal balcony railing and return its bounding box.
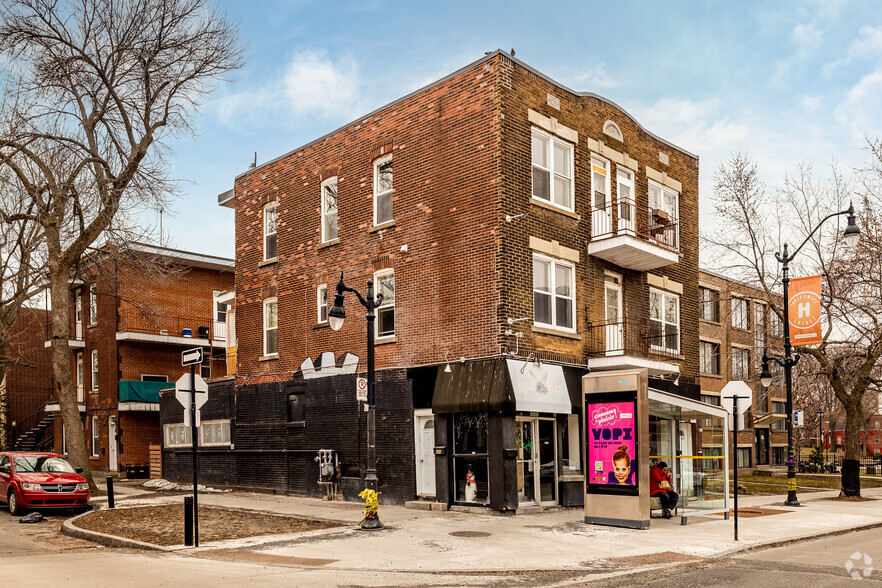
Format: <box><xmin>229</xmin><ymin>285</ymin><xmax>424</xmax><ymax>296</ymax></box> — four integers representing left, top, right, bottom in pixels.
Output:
<box><xmin>584</xmin><ymin>318</ymin><xmax>680</xmax><ymax>360</ymax></box>
<box><xmin>590</xmin><ymin>199</ymin><xmax>679</xmax><ymax>250</ymax></box>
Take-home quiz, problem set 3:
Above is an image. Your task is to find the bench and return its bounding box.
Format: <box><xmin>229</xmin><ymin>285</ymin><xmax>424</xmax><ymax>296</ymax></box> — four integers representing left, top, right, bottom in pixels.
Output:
<box><xmin>650</xmin><ymin>495</ymin><xmax>678</xmax><ymax>517</ymax></box>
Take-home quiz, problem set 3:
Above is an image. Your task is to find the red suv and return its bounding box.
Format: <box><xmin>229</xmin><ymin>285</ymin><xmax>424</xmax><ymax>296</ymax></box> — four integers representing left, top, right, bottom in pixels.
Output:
<box><xmin>0</xmin><ymin>452</ymin><xmax>90</xmax><ymax>515</ymax></box>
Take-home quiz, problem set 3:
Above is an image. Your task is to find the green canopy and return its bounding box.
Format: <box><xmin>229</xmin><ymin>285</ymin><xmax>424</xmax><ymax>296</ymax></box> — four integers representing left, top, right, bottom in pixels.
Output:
<box><xmin>118</xmin><ymin>380</ymin><xmax>169</xmax><ymax>403</ymax></box>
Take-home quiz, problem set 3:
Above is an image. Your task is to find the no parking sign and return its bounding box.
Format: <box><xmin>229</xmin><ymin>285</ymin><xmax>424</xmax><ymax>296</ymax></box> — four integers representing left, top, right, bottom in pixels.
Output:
<box><xmin>356</xmin><ymin>377</ymin><xmax>368</xmax><ymax>403</ymax></box>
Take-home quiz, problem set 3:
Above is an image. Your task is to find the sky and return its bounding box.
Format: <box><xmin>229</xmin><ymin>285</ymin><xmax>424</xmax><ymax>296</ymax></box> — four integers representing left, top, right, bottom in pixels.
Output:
<box><xmin>161</xmin><ymin>0</ymin><xmax>882</xmax><ymax>259</ymax></box>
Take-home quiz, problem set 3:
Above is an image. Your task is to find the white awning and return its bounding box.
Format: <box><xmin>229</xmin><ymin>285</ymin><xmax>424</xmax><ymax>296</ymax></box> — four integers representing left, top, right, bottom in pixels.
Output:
<box><xmin>649</xmin><ymin>387</ymin><xmax>729</xmax><ymax>418</ymax></box>
<box><xmin>506</xmin><ymin>359</ymin><xmax>572</xmax><ymax>414</ymax></box>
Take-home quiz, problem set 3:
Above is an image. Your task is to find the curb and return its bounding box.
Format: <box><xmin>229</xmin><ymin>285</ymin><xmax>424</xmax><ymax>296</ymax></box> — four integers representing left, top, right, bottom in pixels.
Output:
<box><xmin>61</xmin><ymin>508</ymin><xmax>174</xmax><ymax>552</ymax></box>
<box><xmin>711</xmin><ymin>520</ymin><xmax>882</xmax><ymax>558</ymax></box>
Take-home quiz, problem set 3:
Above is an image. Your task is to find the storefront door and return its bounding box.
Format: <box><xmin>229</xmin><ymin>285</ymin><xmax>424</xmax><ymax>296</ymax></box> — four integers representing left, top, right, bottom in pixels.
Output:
<box><xmin>414</xmin><ymin>410</ymin><xmax>436</xmax><ymax>496</ymax></box>
<box><xmin>516</xmin><ymin>417</ymin><xmax>557</xmax><ymax>506</ymax></box>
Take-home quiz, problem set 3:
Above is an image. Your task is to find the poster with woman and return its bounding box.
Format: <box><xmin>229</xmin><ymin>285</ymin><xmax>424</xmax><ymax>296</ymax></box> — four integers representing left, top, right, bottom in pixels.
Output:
<box><xmin>587</xmin><ymin>401</ymin><xmax>637</xmax><ymax>487</ymax></box>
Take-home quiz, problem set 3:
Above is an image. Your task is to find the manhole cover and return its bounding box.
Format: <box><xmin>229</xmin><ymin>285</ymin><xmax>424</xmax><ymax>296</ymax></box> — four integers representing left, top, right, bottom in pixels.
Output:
<box><xmin>449</xmin><ymin>531</ymin><xmax>491</xmax><ymax>538</ymax></box>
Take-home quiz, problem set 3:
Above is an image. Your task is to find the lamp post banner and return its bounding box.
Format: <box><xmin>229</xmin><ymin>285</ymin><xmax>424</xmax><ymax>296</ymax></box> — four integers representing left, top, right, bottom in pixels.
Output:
<box><xmin>788</xmin><ymin>274</ymin><xmax>823</xmax><ymax>346</ymax></box>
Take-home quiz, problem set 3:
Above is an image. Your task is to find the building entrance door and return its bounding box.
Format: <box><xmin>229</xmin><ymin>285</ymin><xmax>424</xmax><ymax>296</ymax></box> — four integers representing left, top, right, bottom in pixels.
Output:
<box><xmin>414</xmin><ymin>410</ymin><xmax>436</xmax><ymax>496</ymax></box>
<box><xmin>516</xmin><ymin>417</ymin><xmax>557</xmax><ymax>506</ymax></box>
<box><xmin>108</xmin><ymin>415</ymin><xmax>117</xmax><ymax>471</ymax></box>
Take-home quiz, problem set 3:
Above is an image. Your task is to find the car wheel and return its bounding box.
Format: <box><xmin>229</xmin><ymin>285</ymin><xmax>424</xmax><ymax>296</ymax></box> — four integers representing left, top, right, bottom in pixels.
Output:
<box><xmin>8</xmin><ymin>490</ymin><xmax>24</xmax><ymax>516</ymax></box>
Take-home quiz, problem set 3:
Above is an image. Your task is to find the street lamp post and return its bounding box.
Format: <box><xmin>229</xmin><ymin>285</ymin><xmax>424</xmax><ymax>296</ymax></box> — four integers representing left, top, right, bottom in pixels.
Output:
<box><xmin>327</xmin><ymin>272</ymin><xmax>383</xmax><ymax>529</ymax></box>
<box><xmin>760</xmin><ymin>203</ymin><xmax>861</xmax><ymax>506</ymax></box>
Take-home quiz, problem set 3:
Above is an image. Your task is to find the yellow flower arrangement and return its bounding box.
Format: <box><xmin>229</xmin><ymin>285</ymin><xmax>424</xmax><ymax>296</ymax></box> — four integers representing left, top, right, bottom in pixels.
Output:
<box><xmin>358</xmin><ymin>488</ymin><xmax>379</xmax><ymax>523</ymax></box>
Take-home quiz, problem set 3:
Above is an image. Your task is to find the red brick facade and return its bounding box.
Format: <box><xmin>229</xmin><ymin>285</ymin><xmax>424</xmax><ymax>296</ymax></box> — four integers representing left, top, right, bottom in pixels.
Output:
<box><xmin>230</xmin><ymin>52</ymin><xmax>701</xmax><ymax>384</ymax></box>
<box><xmin>49</xmin><ymin>246</ymin><xmax>233</xmax><ymax>472</ymax></box>
<box><xmin>4</xmin><ymin>307</ymin><xmax>52</xmax><ymax>449</ymax></box>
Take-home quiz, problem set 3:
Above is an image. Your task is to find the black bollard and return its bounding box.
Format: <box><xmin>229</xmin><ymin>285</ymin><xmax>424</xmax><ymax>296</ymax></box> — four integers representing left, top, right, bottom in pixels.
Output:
<box><xmin>184</xmin><ymin>496</ymin><xmax>193</xmax><ymax>547</ymax></box>
<box><xmin>106</xmin><ymin>476</ymin><xmax>114</xmax><ymax>509</ymax></box>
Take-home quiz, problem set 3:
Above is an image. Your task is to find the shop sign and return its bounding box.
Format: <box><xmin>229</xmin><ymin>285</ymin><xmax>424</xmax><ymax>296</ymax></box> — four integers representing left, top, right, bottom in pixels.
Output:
<box><xmin>586</xmin><ymin>401</ymin><xmax>636</xmax><ymax>487</ymax></box>
<box><xmin>788</xmin><ymin>275</ymin><xmax>823</xmax><ymax>346</ymax></box>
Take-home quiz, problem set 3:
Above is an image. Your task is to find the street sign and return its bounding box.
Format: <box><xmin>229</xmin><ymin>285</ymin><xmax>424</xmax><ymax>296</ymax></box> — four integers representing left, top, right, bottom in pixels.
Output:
<box><xmin>794</xmin><ymin>409</ymin><xmax>804</xmax><ymax>428</ymax></box>
<box><xmin>721</xmin><ymin>381</ymin><xmax>753</xmax><ymax>432</ymax></box>
<box><xmin>182</xmin><ymin>347</ymin><xmax>204</xmax><ymax>366</ymax></box>
<box><xmin>356</xmin><ymin>377</ymin><xmax>368</xmax><ymax>403</ymax></box>
<box><xmin>789</xmin><ymin>275</ymin><xmax>823</xmax><ymax>346</ymax></box>
<box><xmin>175</xmin><ymin>373</ymin><xmax>208</xmax><ymax>426</ymax></box>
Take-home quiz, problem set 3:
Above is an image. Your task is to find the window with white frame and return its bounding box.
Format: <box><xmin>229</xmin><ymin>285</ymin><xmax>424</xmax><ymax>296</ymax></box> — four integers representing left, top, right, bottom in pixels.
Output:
<box><xmin>74</xmin><ymin>289</ymin><xmax>83</xmax><ymax>336</ymax></box>
<box><xmin>263</xmin><ymin>298</ymin><xmax>278</xmax><ymax>356</ymax></box>
<box><xmin>317</xmin><ymin>284</ymin><xmax>328</xmax><ymax>324</ymax></box>
<box><xmin>649</xmin><ymin>288</ymin><xmax>679</xmax><ymax>353</ymax></box>
<box><xmin>771</xmin><ymin>401</ymin><xmax>787</xmax><ymax>431</ymax></box>
<box><xmin>616</xmin><ymin>167</ymin><xmax>634</xmax><ymax>227</ymax></box>
<box><xmin>164</xmin><ymin>423</ymin><xmax>191</xmax><ymax>447</ymax></box>
<box><xmin>732</xmin><ymin>346</ymin><xmax>749</xmax><ymax>380</ymax></box>
<box><xmin>648</xmin><ymin>181</ymin><xmax>679</xmax><ymax>248</ymax></box>
<box><xmin>699</xmin><ymin>287</ymin><xmax>720</xmax><ymax>322</ymax></box>
<box><xmin>263</xmin><ymin>202</ymin><xmax>277</xmax><ymax>260</ymax></box>
<box><xmin>90</xmin><ymin>349</ymin><xmax>98</xmax><ymax>391</ymax></box>
<box><xmin>736</xmin><ymin>447</ymin><xmax>751</xmax><ymax>468</ymax></box>
<box><xmin>91</xmin><ymin>416</ymin><xmax>99</xmax><ymax>456</ymax></box>
<box><xmin>321</xmin><ymin>177</ymin><xmax>338</xmax><ymax>242</ymax></box>
<box><xmin>164</xmin><ymin>421</ymin><xmax>231</xmax><ymax>448</ymax></box>
<box><xmin>532</xmin><ymin>254</ymin><xmax>575</xmax><ymax>331</ymax></box>
<box><xmin>531</xmin><ymin>129</ymin><xmax>574</xmax><ymax>211</ymax></box>
<box><xmin>88</xmin><ymin>284</ymin><xmax>97</xmax><ymax>326</ymax></box>
<box><xmin>731</xmin><ymin>297</ymin><xmax>749</xmax><ymax>329</ymax></box>
<box><xmin>591</xmin><ymin>157</ymin><xmax>609</xmax><ymax>213</ymax></box>
<box><xmin>699</xmin><ymin>341</ymin><xmax>720</xmax><ymax>375</ymax></box>
<box><xmin>374</xmin><ymin>270</ymin><xmax>395</xmax><ymax>338</ymax></box>
<box><xmin>374</xmin><ymin>155</ymin><xmax>393</xmax><ymax>226</ymax></box>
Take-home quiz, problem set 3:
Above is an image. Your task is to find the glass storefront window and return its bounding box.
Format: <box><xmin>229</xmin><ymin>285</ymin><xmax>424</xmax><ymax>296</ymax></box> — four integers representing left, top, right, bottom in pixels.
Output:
<box><xmin>453</xmin><ymin>413</ymin><xmax>489</xmax><ymax>505</ymax></box>
<box><xmin>560</xmin><ymin>414</ymin><xmax>582</xmax><ymax>473</ymax></box>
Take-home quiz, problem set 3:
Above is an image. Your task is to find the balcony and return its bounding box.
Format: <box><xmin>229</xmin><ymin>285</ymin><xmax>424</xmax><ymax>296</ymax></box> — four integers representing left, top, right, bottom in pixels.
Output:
<box><xmin>584</xmin><ymin>318</ymin><xmax>680</xmax><ymax>376</ymax></box>
<box><xmin>116</xmin><ymin>313</ymin><xmax>225</xmax><ymax>347</ymax></box>
<box><xmin>587</xmin><ymin>200</ymin><xmax>679</xmax><ymax>271</ymax></box>
<box><xmin>43</xmin><ymin>321</ymin><xmax>86</xmax><ymax>349</ymax></box>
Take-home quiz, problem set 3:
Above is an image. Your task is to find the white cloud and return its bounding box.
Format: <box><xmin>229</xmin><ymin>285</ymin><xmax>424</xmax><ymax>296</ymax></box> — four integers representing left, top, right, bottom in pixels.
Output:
<box><xmin>835</xmin><ymin>68</ymin><xmax>882</xmax><ymax>142</ymax></box>
<box><xmin>213</xmin><ymin>50</ymin><xmax>362</xmax><ymax>130</ymax></box>
<box><xmin>570</xmin><ymin>64</ymin><xmax>618</xmax><ymax>89</ymax></box>
<box><xmin>824</xmin><ymin>25</ymin><xmax>882</xmax><ymax>74</ymax></box>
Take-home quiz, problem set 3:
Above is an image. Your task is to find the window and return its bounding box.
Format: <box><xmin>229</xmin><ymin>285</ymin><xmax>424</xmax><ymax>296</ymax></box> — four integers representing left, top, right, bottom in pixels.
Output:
<box><xmin>141</xmin><ymin>375</ymin><xmax>168</xmax><ymax>382</ymax></box>
<box><xmin>648</xmin><ymin>181</ymin><xmax>679</xmax><ymax>248</ymax></box>
<box><xmin>88</xmin><ymin>284</ymin><xmax>97</xmax><ymax>326</ymax></box>
<box><xmin>731</xmin><ymin>297</ymin><xmax>749</xmax><ymax>329</ymax></box>
<box><xmin>753</xmin><ymin>302</ymin><xmax>766</xmax><ymax>355</ymax></box>
<box><xmin>532</xmin><ymin>255</ymin><xmax>575</xmax><ymax>331</ymax></box>
<box><xmin>699</xmin><ymin>341</ymin><xmax>720</xmax><ymax>375</ymax></box>
<box><xmin>531</xmin><ymin>129</ymin><xmax>574</xmax><ymax>210</ymax></box>
<box><xmin>771</xmin><ymin>401</ymin><xmax>787</xmax><ymax>431</ymax></box>
<box><xmin>90</xmin><ymin>349</ymin><xmax>98</xmax><ymax>392</ymax></box>
<box><xmin>201</xmin><ymin>362</ymin><xmax>211</xmax><ymax>380</ymax></box>
<box><xmin>590</xmin><ymin>157</ymin><xmax>609</xmax><ymax>214</ymax></box>
<box><xmin>699</xmin><ymin>287</ymin><xmax>719</xmax><ymax>322</ymax></box>
<box><xmin>263</xmin><ymin>298</ymin><xmax>278</xmax><ymax>356</ymax></box>
<box><xmin>755</xmin><ymin>382</ymin><xmax>769</xmax><ymax>415</ymax></box>
<box><xmin>731</xmin><ymin>347</ymin><xmax>749</xmax><ymax>380</ymax></box>
<box><xmin>317</xmin><ymin>284</ymin><xmax>328</xmax><ymax>324</ymax></box>
<box><xmin>91</xmin><ymin>416</ymin><xmax>99</xmax><ymax>457</ymax></box>
<box><xmin>164</xmin><ymin>423</ymin><xmax>191</xmax><ymax>448</ymax></box>
<box><xmin>74</xmin><ymin>289</ymin><xmax>83</xmax><ymax>336</ymax></box>
<box><xmin>561</xmin><ymin>414</ymin><xmax>582</xmax><ymax>473</ymax></box>
<box><xmin>263</xmin><ymin>202</ymin><xmax>277</xmax><ymax>260</ymax></box>
<box><xmin>75</xmin><ymin>352</ymin><xmax>84</xmax><ymax>401</ymax></box>
<box><xmin>769</xmin><ymin>310</ymin><xmax>784</xmax><ymax>338</ymax></box>
<box><xmin>736</xmin><ymin>447</ymin><xmax>751</xmax><ymax>468</ymax></box>
<box><xmin>453</xmin><ymin>413</ymin><xmax>489</xmax><ymax>504</ymax></box>
<box><xmin>374</xmin><ymin>155</ymin><xmax>393</xmax><ymax>226</ymax></box>
<box><xmin>700</xmin><ymin>394</ymin><xmax>721</xmax><ymax>406</ymax></box>
<box><xmin>772</xmin><ymin>447</ymin><xmax>786</xmax><ymax>466</ymax></box>
<box><xmin>200</xmin><ymin>420</ymin><xmax>231</xmax><ymax>446</ymax></box>
<box><xmin>321</xmin><ymin>177</ymin><xmax>338</xmax><ymax>242</ymax></box>
<box><xmin>288</xmin><ymin>393</ymin><xmax>305</xmax><ymax>423</ymax></box>
<box><xmin>374</xmin><ymin>270</ymin><xmax>395</xmax><ymax>339</ymax></box>
<box><xmin>617</xmin><ymin>167</ymin><xmax>634</xmax><ymax>229</ymax></box>
<box><xmin>649</xmin><ymin>288</ymin><xmax>679</xmax><ymax>353</ymax></box>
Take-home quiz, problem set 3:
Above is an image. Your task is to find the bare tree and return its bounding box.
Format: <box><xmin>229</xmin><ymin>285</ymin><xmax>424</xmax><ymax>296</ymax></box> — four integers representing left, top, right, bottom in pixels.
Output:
<box><xmin>706</xmin><ymin>148</ymin><xmax>882</xmax><ymax>496</ymax></box>
<box><xmin>0</xmin><ymin>0</ymin><xmax>242</xmax><ymax>487</ymax></box>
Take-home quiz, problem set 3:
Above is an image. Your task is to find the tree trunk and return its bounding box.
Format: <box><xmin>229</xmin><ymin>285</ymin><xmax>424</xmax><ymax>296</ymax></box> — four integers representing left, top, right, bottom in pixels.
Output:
<box><xmin>49</xmin><ymin>270</ymin><xmax>96</xmax><ymax>489</ymax></box>
<box><xmin>842</xmin><ymin>398</ymin><xmax>863</xmax><ymax>497</ymax></box>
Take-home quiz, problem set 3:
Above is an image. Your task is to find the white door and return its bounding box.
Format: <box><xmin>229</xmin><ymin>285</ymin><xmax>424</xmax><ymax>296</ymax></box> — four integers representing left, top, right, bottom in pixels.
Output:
<box><xmin>414</xmin><ymin>410</ymin><xmax>436</xmax><ymax>496</ymax></box>
<box><xmin>108</xmin><ymin>416</ymin><xmax>118</xmax><ymax>472</ymax></box>
<box><xmin>74</xmin><ymin>290</ymin><xmax>83</xmax><ymax>339</ymax></box>
<box><xmin>591</xmin><ymin>158</ymin><xmax>611</xmax><ymax>238</ymax></box>
<box><xmin>75</xmin><ymin>353</ymin><xmax>84</xmax><ymax>402</ymax></box>
<box><xmin>604</xmin><ymin>274</ymin><xmax>623</xmax><ymax>355</ymax></box>
<box><xmin>617</xmin><ymin>168</ymin><xmax>635</xmax><ymax>234</ymax></box>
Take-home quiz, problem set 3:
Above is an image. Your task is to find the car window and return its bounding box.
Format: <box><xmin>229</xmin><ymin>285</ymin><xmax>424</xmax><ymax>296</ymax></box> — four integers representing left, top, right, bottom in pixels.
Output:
<box><xmin>0</xmin><ymin>455</ymin><xmax>8</xmax><ymax>468</ymax></box>
<box><xmin>13</xmin><ymin>456</ymin><xmax>76</xmax><ymax>474</ymax></box>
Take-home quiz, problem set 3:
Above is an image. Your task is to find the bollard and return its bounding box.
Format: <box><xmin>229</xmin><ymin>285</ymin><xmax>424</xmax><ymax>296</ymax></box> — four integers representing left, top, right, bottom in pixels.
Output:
<box><xmin>184</xmin><ymin>496</ymin><xmax>193</xmax><ymax>547</ymax></box>
<box><xmin>106</xmin><ymin>476</ymin><xmax>114</xmax><ymax>509</ymax></box>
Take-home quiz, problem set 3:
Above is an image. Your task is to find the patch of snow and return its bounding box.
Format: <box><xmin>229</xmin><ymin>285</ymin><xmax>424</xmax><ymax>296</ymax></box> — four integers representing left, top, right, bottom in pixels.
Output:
<box><xmin>143</xmin><ymin>479</ymin><xmax>231</xmax><ymax>493</ymax></box>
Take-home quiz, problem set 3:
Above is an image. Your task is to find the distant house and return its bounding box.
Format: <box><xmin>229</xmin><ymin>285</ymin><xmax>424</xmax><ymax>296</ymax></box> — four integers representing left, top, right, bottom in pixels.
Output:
<box><xmin>45</xmin><ymin>243</ymin><xmax>233</xmax><ymax>473</ymax></box>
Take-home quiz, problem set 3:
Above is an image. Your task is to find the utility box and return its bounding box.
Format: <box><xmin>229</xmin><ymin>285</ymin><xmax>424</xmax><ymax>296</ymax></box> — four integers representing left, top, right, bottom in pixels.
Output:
<box><xmin>583</xmin><ymin>368</ymin><xmax>649</xmax><ymax>529</ymax></box>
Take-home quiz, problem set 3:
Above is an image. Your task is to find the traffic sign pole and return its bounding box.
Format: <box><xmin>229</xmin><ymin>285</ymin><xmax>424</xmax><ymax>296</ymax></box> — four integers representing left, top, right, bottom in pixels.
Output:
<box><xmin>191</xmin><ymin>362</ymin><xmax>199</xmax><ymax>547</ymax></box>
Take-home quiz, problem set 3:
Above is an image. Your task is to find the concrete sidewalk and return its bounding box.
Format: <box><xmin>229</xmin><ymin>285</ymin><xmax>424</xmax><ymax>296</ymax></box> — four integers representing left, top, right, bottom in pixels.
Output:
<box><xmin>94</xmin><ymin>483</ymin><xmax>882</xmax><ymax>573</ymax></box>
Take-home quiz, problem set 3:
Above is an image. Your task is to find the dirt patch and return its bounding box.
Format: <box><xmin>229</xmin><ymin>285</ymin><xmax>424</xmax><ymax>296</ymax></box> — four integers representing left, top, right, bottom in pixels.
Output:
<box><xmin>822</xmin><ymin>495</ymin><xmax>878</xmax><ymax>502</ymax></box>
<box><xmin>73</xmin><ymin>504</ymin><xmax>342</xmax><ymax>546</ymax></box>
<box><xmin>710</xmin><ymin>507</ymin><xmax>787</xmax><ymax>518</ymax></box>
<box><xmin>608</xmin><ymin>551</ymin><xmax>703</xmax><ymax>566</ymax></box>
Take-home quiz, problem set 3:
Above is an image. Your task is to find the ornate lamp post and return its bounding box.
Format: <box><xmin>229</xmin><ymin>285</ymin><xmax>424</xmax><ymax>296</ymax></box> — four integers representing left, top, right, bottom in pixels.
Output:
<box><xmin>760</xmin><ymin>203</ymin><xmax>860</xmax><ymax>506</ymax></box>
<box><xmin>327</xmin><ymin>272</ymin><xmax>383</xmax><ymax>529</ymax></box>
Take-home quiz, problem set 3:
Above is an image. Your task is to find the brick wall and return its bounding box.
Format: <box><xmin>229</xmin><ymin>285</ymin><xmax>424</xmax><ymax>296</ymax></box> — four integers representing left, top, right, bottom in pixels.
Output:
<box><xmin>5</xmin><ymin>307</ymin><xmax>53</xmax><ymax>447</ymax></box>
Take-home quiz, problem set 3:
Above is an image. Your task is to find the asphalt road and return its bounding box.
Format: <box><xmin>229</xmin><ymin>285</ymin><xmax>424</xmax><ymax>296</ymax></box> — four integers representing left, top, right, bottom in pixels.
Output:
<box><xmin>1</xmin><ymin>504</ymin><xmax>880</xmax><ymax>587</ymax></box>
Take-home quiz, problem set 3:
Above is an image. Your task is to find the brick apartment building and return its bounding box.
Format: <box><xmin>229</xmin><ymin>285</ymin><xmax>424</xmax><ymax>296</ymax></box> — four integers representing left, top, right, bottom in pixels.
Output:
<box><xmin>698</xmin><ymin>270</ymin><xmax>786</xmax><ymax>473</ymax></box>
<box><xmin>161</xmin><ymin>50</ymin><xmax>712</xmax><ymax>511</ymax></box>
<box><xmin>45</xmin><ymin>243</ymin><xmax>233</xmax><ymax>473</ymax></box>
<box><xmin>3</xmin><ymin>307</ymin><xmax>53</xmax><ymax>451</ymax></box>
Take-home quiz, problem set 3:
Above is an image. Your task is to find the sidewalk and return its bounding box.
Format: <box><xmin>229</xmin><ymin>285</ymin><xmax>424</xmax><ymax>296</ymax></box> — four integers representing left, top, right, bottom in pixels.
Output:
<box><xmin>87</xmin><ymin>482</ymin><xmax>882</xmax><ymax>573</ymax></box>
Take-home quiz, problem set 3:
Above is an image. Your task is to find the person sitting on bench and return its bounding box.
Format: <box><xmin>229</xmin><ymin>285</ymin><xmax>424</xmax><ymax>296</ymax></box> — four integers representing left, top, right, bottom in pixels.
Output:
<box><xmin>650</xmin><ymin>461</ymin><xmax>678</xmax><ymax>519</ymax></box>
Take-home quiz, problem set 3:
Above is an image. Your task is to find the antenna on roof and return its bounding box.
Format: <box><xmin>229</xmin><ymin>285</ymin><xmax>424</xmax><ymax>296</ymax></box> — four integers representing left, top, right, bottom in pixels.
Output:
<box><xmin>249</xmin><ymin>152</ymin><xmax>257</xmax><ymax>169</ymax></box>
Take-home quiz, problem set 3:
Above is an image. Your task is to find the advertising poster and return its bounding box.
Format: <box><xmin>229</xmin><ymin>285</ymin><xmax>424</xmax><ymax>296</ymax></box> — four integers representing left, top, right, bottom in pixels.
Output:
<box><xmin>587</xmin><ymin>401</ymin><xmax>637</xmax><ymax>487</ymax></box>
<box><xmin>788</xmin><ymin>274</ymin><xmax>823</xmax><ymax>346</ymax></box>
